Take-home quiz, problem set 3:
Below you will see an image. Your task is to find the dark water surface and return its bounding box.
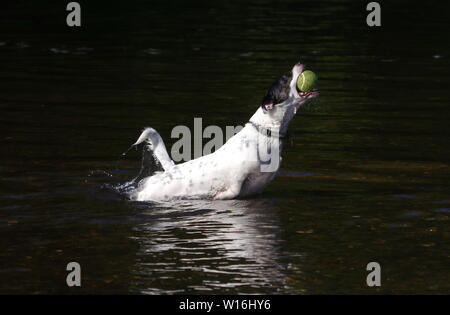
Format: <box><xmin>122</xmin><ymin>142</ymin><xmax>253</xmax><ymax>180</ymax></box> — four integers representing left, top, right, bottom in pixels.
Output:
<box><xmin>1</xmin><ymin>1</ymin><xmax>450</xmax><ymax>294</ymax></box>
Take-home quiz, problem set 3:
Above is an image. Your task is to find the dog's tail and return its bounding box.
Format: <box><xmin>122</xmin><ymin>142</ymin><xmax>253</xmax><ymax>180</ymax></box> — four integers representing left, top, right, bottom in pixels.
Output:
<box><xmin>125</xmin><ymin>127</ymin><xmax>175</xmax><ymax>171</ymax></box>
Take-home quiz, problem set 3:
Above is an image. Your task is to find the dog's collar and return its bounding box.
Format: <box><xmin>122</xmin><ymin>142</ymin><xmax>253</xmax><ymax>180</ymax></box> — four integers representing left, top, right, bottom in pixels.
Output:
<box><xmin>247</xmin><ymin>121</ymin><xmax>289</xmax><ymax>139</ymax></box>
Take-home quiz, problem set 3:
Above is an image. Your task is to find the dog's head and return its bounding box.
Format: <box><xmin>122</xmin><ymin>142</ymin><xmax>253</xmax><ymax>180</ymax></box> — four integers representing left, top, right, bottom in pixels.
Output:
<box><xmin>260</xmin><ymin>62</ymin><xmax>319</xmax><ymax>113</ymax></box>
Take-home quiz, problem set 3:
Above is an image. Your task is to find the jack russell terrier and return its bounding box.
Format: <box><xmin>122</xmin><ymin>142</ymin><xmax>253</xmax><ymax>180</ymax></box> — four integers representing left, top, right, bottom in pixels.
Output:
<box><xmin>125</xmin><ymin>62</ymin><xmax>319</xmax><ymax>201</ymax></box>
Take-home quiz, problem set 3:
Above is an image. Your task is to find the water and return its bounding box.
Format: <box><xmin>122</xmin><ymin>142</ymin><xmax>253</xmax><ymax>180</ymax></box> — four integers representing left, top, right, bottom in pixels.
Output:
<box><xmin>1</xmin><ymin>0</ymin><xmax>450</xmax><ymax>294</ymax></box>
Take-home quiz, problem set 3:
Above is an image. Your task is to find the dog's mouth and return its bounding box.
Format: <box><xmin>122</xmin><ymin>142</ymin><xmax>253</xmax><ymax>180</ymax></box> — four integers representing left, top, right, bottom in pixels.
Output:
<box><xmin>294</xmin><ymin>85</ymin><xmax>319</xmax><ymax>100</ymax></box>
<box><xmin>298</xmin><ymin>90</ymin><xmax>319</xmax><ymax>99</ymax></box>
<box><xmin>293</xmin><ymin>64</ymin><xmax>319</xmax><ymax>100</ymax></box>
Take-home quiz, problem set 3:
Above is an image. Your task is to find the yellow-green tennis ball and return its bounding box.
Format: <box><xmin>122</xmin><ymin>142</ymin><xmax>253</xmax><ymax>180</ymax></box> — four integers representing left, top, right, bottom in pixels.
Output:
<box><xmin>297</xmin><ymin>70</ymin><xmax>318</xmax><ymax>92</ymax></box>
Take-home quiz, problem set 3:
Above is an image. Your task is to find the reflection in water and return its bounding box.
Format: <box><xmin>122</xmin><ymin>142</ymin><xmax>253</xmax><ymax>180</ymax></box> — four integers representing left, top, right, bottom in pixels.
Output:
<box><xmin>130</xmin><ymin>199</ymin><xmax>289</xmax><ymax>294</ymax></box>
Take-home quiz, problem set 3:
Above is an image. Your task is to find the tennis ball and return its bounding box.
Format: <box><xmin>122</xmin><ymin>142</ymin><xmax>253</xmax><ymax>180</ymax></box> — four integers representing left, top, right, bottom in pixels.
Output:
<box><xmin>296</xmin><ymin>70</ymin><xmax>318</xmax><ymax>92</ymax></box>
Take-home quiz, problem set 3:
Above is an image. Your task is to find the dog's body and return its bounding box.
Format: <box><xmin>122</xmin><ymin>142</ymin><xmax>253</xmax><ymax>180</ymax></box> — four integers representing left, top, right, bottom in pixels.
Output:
<box><xmin>128</xmin><ymin>63</ymin><xmax>319</xmax><ymax>202</ymax></box>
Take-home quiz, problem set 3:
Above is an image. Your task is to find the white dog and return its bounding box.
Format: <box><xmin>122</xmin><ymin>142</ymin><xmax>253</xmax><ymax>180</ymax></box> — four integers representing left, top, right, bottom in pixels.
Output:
<box><xmin>127</xmin><ymin>62</ymin><xmax>319</xmax><ymax>201</ymax></box>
